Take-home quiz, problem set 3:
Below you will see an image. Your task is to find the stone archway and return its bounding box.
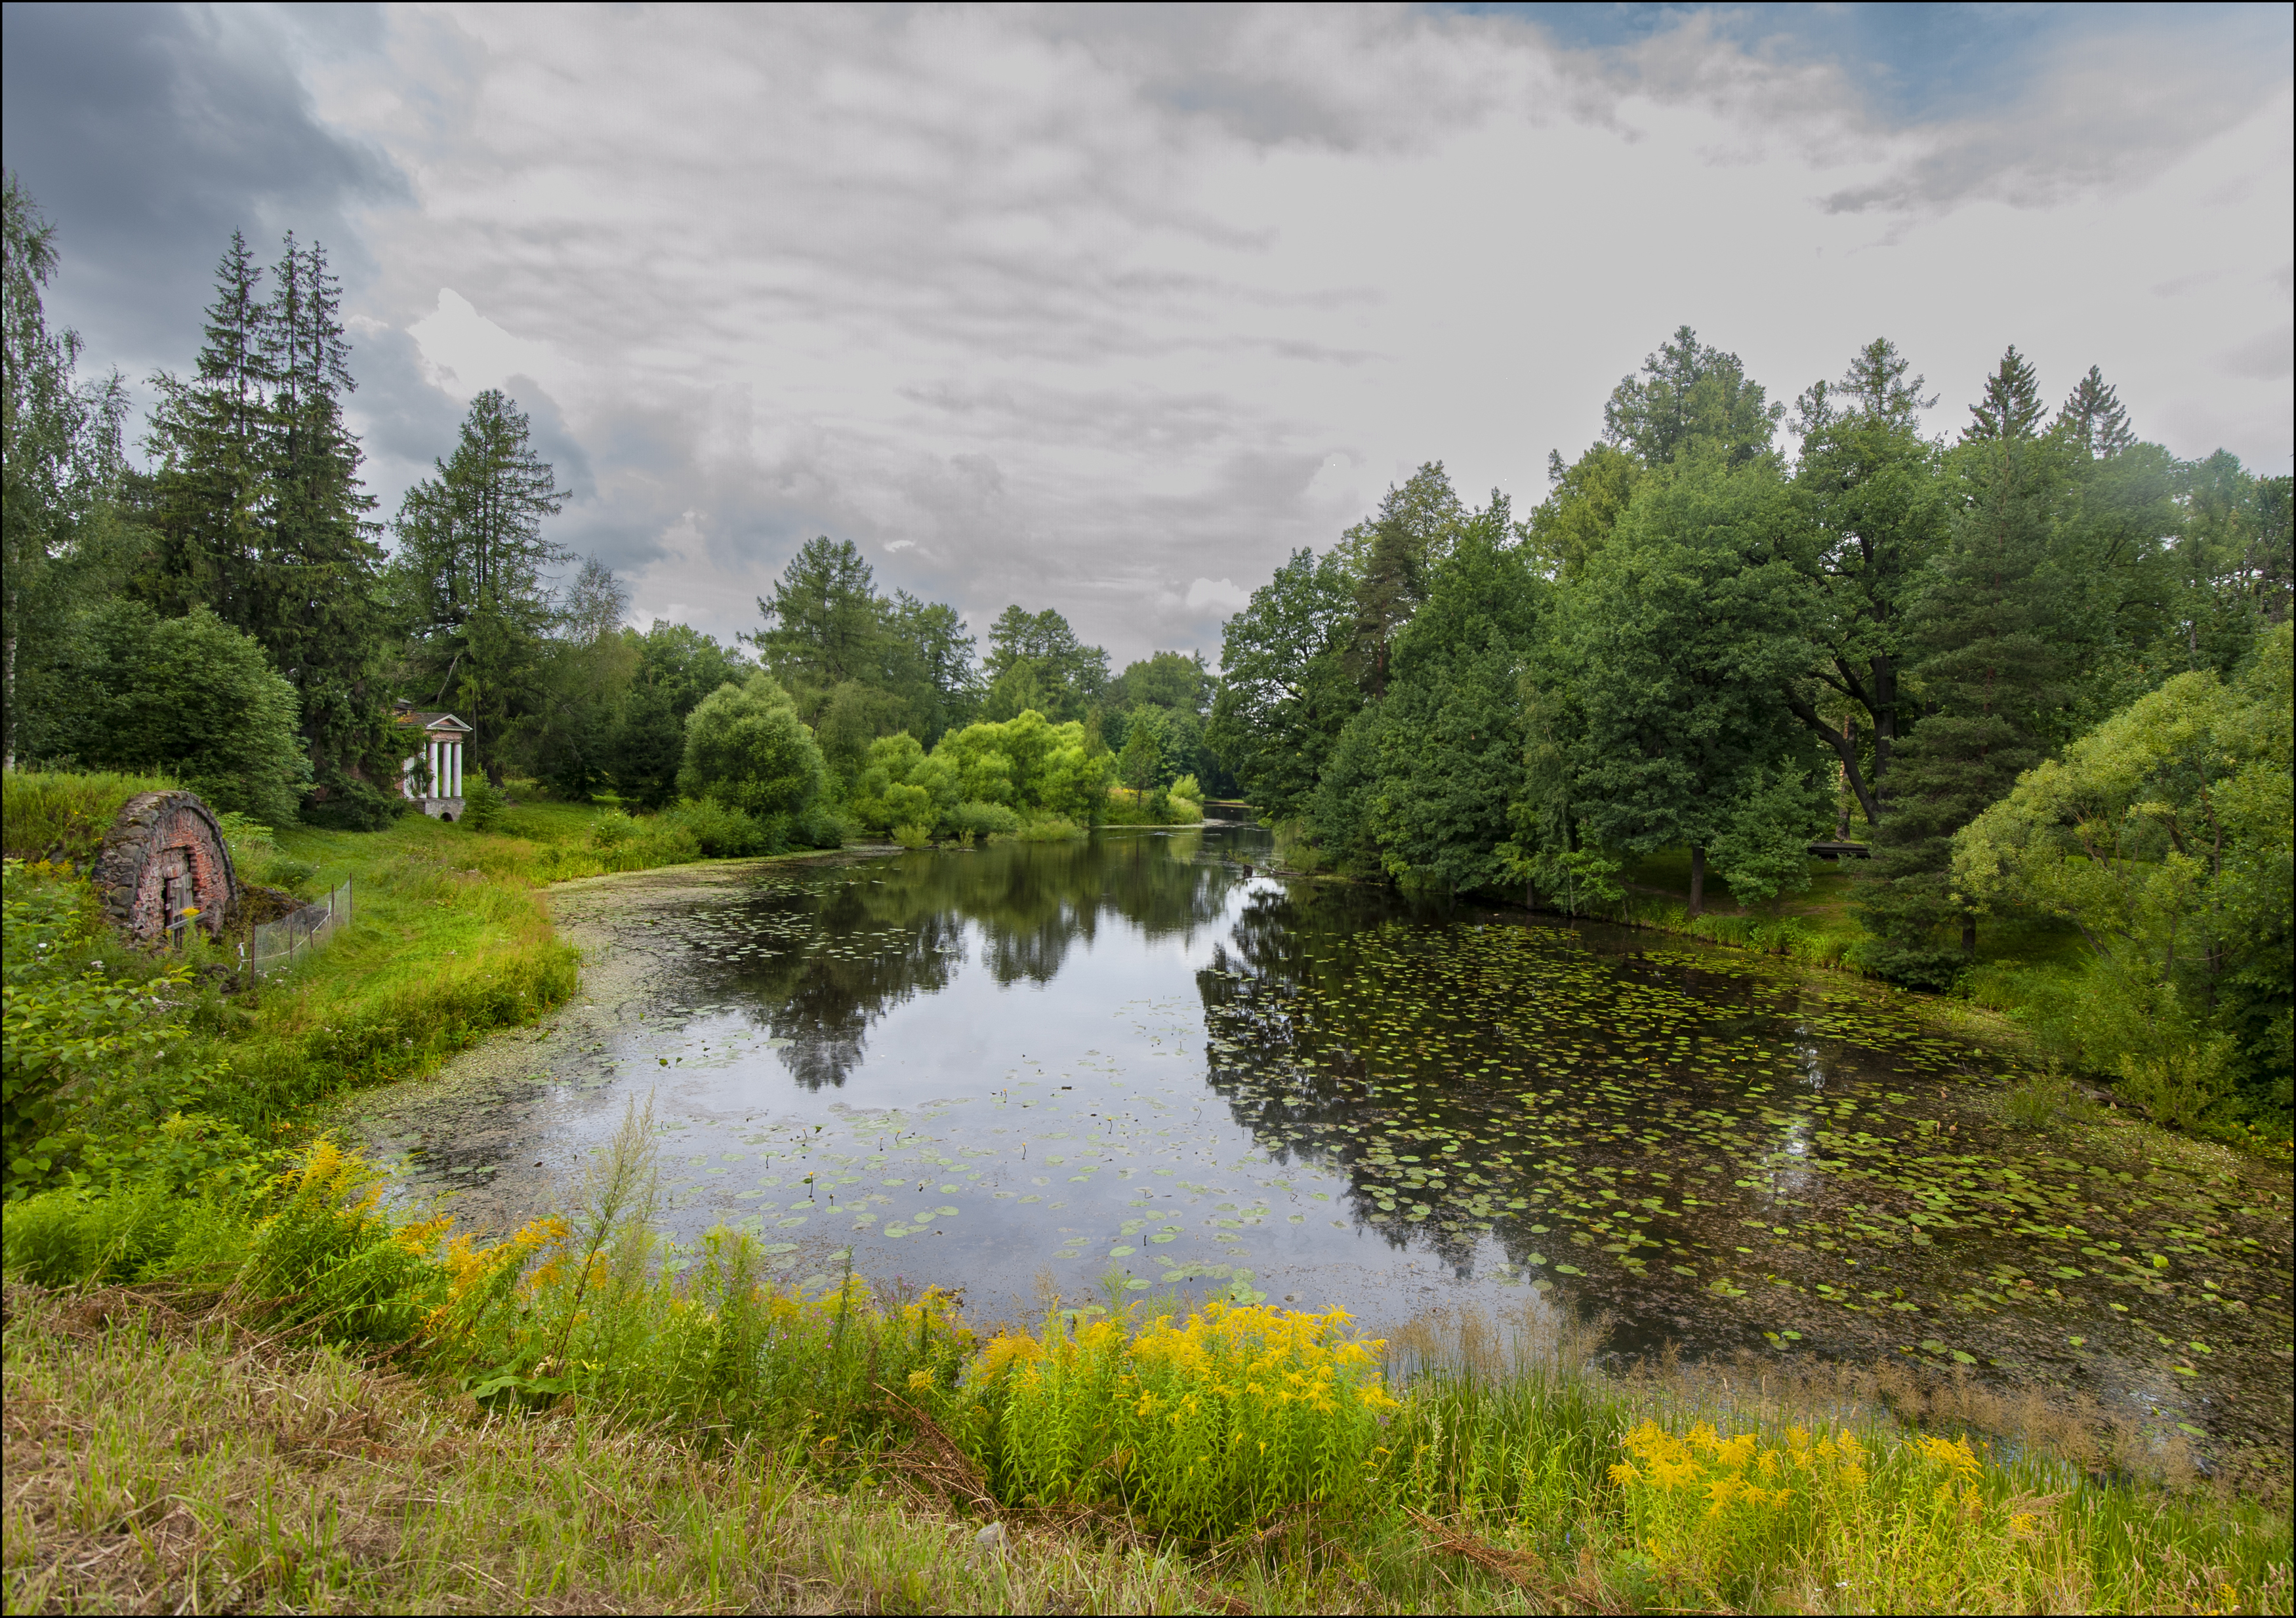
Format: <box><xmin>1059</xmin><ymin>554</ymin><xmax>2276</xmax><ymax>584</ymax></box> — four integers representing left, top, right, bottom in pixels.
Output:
<box><xmin>92</xmin><ymin>790</ymin><xmax>239</xmax><ymax>943</ymax></box>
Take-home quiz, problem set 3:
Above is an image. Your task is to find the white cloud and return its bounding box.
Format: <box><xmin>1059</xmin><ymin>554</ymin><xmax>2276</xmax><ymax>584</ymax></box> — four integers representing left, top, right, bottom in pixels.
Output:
<box><xmin>405</xmin><ymin>287</ymin><xmax>562</xmax><ymax>401</ymax></box>
<box><xmin>239</xmin><ymin>6</ymin><xmax>2283</xmax><ymax>658</ymax></box>
<box><xmin>1185</xmin><ymin>577</ymin><xmax>1253</xmax><ymax>616</ymax></box>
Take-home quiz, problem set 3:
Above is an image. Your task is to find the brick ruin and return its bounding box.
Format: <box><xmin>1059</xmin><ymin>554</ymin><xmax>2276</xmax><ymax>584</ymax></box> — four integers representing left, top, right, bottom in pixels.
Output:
<box><xmin>92</xmin><ymin>790</ymin><xmax>239</xmax><ymax>944</ymax></box>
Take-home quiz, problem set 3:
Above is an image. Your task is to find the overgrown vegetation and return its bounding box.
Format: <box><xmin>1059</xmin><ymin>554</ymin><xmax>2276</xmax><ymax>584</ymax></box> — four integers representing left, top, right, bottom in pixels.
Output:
<box><xmin>7</xmin><ymin>1108</ymin><xmax>2286</xmax><ymax>1614</ymax></box>
<box><xmin>0</xmin><ymin>788</ymin><xmax>806</xmax><ymax>1201</ymax></box>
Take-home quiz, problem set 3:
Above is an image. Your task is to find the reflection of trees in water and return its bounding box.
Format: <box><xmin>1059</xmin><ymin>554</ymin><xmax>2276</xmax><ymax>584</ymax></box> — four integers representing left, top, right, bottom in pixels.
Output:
<box><xmin>697</xmin><ymin>833</ymin><xmax>1240</xmax><ymax>1087</ymax></box>
<box><xmin>1199</xmin><ymin>881</ymin><xmax>1531</xmax><ymax>1276</ymax></box>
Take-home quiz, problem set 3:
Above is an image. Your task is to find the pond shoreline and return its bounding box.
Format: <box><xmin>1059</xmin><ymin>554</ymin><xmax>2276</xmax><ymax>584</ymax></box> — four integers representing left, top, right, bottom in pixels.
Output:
<box><xmin>329</xmin><ymin>834</ymin><xmax>2294</xmax><ymax>1489</ymax></box>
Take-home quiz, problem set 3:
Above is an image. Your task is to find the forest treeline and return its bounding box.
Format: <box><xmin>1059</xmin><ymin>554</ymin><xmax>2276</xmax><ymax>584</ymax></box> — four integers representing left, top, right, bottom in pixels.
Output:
<box><xmin>1208</xmin><ymin>327</ymin><xmax>2289</xmax><ymax>1127</ymax></box>
<box><xmin>1</xmin><ymin>176</ymin><xmax>1227</xmax><ymax>845</ymax></box>
<box><xmin>5</xmin><ymin>174</ymin><xmax>2289</xmax><ymax>1127</ymax></box>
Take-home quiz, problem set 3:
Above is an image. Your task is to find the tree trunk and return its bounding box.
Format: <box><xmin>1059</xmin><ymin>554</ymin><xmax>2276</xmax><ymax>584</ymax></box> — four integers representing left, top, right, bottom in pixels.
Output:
<box><xmin>1961</xmin><ymin>916</ymin><xmax>1975</xmax><ymax>955</ymax></box>
<box><xmin>1689</xmin><ymin>845</ymin><xmax>1706</xmax><ymax>918</ymax></box>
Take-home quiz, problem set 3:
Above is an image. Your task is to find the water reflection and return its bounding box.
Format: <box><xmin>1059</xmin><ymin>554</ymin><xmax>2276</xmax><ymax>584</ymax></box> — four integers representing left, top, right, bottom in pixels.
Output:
<box><xmin>373</xmin><ymin>827</ymin><xmax>2287</xmax><ymax>1470</ymax></box>
<box><xmin>673</xmin><ymin>833</ymin><xmax>1235</xmax><ymax>1088</ymax></box>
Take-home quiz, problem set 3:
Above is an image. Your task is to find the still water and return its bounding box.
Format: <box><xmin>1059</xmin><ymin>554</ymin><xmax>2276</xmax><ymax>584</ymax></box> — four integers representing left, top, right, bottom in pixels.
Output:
<box><xmin>365</xmin><ymin>826</ymin><xmax>2289</xmax><ymax>1465</ymax></box>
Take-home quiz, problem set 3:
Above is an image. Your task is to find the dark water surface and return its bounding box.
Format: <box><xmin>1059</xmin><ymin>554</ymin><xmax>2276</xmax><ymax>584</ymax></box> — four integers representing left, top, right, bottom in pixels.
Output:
<box><xmin>369</xmin><ymin>828</ymin><xmax>2292</xmax><ymax>1471</ymax></box>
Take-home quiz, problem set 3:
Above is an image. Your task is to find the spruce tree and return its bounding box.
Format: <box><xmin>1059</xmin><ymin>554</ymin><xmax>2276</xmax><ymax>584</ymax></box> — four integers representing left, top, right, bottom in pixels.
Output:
<box><xmin>261</xmin><ymin>235</ymin><xmax>389</xmax><ymax>807</ymax></box>
<box><xmin>140</xmin><ymin>232</ymin><xmax>392</xmax><ymax>817</ymax></box>
<box><xmin>1858</xmin><ymin>347</ymin><xmax>2072</xmax><ymax>984</ymax></box>
<box><xmin>141</xmin><ymin>232</ymin><xmax>270</xmax><ymax>626</ymax></box>
<box><xmin>392</xmin><ymin>390</ymin><xmax>569</xmax><ymax>776</ymax></box>
<box><xmin>2055</xmin><ymin>365</ymin><xmax>2135</xmax><ymax>460</ymax></box>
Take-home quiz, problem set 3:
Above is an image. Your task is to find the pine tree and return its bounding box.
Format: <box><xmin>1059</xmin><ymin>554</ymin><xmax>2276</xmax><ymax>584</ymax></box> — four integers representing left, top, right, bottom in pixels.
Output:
<box><xmin>2055</xmin><ymin>365</ymin><xmax>2135</xmax><ymax>459</ymax></box>
<box><xmin>1858</xmin><ymin>347</ymin><xmax>2071</xmax><ymax>984</ymax></box>
<box><xmin>392</xmin><ymin>390</ymin><xmax>570</xmax><ymax>775</ymax></box>
<box><xmin>142</xmin><ymin>232</ymin><xmax>271</xmax><ymax>626</ymax></box>
<box><xmin>1341</xmin><ymin>462</ymin><xmax>1464</xmax><ymax>697</ymax></box>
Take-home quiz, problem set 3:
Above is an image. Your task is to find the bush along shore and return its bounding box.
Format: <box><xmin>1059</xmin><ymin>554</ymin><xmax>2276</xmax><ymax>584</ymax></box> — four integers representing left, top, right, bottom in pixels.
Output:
<box><xmin>6</xmin><ymin>1099</ymin><xmax>2289</xmax><ymax>1614</ymax></box>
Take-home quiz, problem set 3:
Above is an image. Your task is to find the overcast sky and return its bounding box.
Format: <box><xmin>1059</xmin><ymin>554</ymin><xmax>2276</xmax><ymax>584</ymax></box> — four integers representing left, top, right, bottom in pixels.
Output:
<box><xmin>5</xmin><ymin>2</ymin><xmax>2290</xmax><ymax>666</ymax></box>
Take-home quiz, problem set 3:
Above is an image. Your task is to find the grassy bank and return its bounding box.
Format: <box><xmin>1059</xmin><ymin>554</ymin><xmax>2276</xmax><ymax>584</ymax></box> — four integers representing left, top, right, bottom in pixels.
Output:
<box><xmin>5</xmin><ymin>1116</ymin><xmax>2286</xmax><ymax>1614</ymax></box>
<box><xmin>1</xmin><ymin>773</ymin><xmax>844</xmax><ymax>1199</ymax></box>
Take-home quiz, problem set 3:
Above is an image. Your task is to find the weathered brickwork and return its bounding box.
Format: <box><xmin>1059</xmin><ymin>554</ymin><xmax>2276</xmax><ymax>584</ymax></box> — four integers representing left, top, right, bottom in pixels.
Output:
<box><xmin>92</xmin><ymin>791</ymin><xmax>239</xmax><ymax>942</ymax></box>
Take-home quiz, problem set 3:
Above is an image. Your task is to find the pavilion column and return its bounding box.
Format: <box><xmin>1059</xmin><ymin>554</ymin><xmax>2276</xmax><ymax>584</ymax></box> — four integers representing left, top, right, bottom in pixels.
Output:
<box><xmin>452</xmin><ymin>742</ymin><xmax>463</xmax><ymax>798</ymax></box>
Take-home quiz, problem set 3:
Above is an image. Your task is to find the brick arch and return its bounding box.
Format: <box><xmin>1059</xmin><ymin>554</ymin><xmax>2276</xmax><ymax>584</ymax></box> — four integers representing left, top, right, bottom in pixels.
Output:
<box><xmin>92</xmin><ymin>791</ymin><xmax>239</xmax><ymax>943</ymax></box>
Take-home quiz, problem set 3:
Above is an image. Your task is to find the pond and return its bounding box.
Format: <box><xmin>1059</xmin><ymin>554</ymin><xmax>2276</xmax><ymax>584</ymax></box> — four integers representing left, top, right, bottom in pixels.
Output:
<box><xmin>348</xmin><ymin>827</ymin><xmax>2292</xmax><ymax>1474</ymax></box>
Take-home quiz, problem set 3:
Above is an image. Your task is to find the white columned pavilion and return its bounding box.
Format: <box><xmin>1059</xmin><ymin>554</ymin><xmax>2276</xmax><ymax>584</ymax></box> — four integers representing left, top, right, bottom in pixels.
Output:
<box><xmin>395</xmin><ymin>707</ymin><xmax>474</xmax><ymax>817</ymax></box>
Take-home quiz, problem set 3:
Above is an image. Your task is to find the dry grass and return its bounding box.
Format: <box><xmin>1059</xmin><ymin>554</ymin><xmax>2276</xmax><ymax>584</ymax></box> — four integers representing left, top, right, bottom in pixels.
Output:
<box><xmin>1</xmin><ymin>1285</ymin><xmax>1553</xmax><ymax>1615</ymax></box>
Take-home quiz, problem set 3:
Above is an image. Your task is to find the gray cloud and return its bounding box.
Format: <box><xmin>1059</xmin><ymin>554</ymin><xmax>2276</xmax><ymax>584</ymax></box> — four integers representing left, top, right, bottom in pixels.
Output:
<box><xmin>1</xmin><ymin>1</ymin><xmax>404</xmax><ymax>380</ymax></box>
<box><xmin>9</xmin><ymin>3</ymin><xmax>2291</xmax><ymax>668</ymax></box>
<box><xmin>2222</xmin><ymin>325</ymin><xmax>2294</xmax><ymax>382</ymax></box>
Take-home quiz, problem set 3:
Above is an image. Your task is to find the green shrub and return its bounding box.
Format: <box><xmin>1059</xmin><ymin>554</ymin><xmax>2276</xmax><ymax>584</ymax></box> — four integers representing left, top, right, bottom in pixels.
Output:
<box><xmin>792</xmin><ymin>802</ymin><xmax>846</xmax><ymax>849</ymax></box>
<box><xmin>846</xmin><ymin>733</ymin><xmax>958</xmax><ymax>836</ymax></box>
<box><xmin>660</xmin><ymin>798</ymin><xmax>773</xmax><ymax>857</ymax></box>
<box><xmin>891</xmin><ymin>822</ymin><xmax>932</xmax><ymax>849</ymax></box>
<box><xmin>301</xmin><ymin>777</ymin><xmax>409</xmax><ymax>832</ymax></box>
<box><xmin>0</xmin><ymin>1110</ymin><xmax>270</xmax><ymax>1285</ymax></box>
<box><xmin>590</xmin><ymin>809</ymin><xmax>642</xmax><ymax>849</ymax></box>
<box><xmin>678</xmin><ymin>673</ymin><xmax>830</xmax><ymax>821</ymax></box>
<box><xmin>947</xmin><ymin>799</ymin><xmax>1020</xmax><ymax>841</ymax></box>
<box><xmin>1014</xmin><ymin>815</ymin><xmax>1084</xmax><ymax>842</ymax></box>
<box><xmin>261</xmin><ymin>857</ymin><xmax>319</xmax><ymax>897</ymax></box>
<box><xmin>932</xmin><ymin>711</ymin><xmax>1107</xmax><ymax>822</ymax></box>
<box><xmin>20</xmin><ymin>603</ymin><xmax>309</xmax><ymax>826</ymax></box>
<box><xmin>460</xmin><ymin>777</ymin><xmax>506</xmax><ymax>830</ymax></box>
<box><xmin>2</xmin><ymin>859</ymin><xmax>198</xmax><ymax>1196</ymax></box>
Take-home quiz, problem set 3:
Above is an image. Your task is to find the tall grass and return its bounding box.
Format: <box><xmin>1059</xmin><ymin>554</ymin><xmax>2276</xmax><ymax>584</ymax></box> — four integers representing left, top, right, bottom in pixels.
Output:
<box><xmin>7</xmin><ymin>1120</ymin><xmax>2287</xmax><ymax>1613</ymax></box>
<box><xmin>0</xmin><ymin>767</ymin><xmax>176</xmax><ymax>866</ymax></box>
<box><xmin>949</xmin><ymin>1300</ymin><xmax>1397</xmax><ymax>1538</ymax></box>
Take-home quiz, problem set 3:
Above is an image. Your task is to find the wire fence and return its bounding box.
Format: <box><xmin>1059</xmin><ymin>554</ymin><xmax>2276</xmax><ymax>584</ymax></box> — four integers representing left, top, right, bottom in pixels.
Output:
<box><xmin>241</xmin><ymin>878</ymin><xmax>354</xmax><ymax>978</ymax></box>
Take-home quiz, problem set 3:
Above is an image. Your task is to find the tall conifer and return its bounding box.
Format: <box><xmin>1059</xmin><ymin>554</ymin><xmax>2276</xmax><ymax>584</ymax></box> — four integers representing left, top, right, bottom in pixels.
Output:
<box><xmin>262</xmin><ymin>235</ymin><xmax>388</xmax><ymax>801</ymax></box>
<box><xmin>1858</xmin><ymin>347</ymin><xmax>2071</xmax><ymax>984</ymax></box>
<box><xmin>142</xmin><ymin>232</ymin><xmax>270</xmax><ymax>626</ymax></box>
<box><xmin>392</xmin><ymin>390</ymin><xmax>569</xmax><ymax>775</ymax></box>
<box><xmin>141</xmin><ymin>232</ymin><xmax>390</xmax><ymax>815</ymax></box>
